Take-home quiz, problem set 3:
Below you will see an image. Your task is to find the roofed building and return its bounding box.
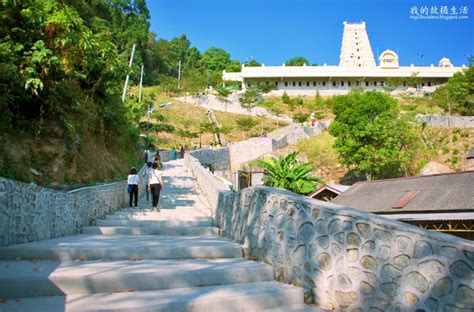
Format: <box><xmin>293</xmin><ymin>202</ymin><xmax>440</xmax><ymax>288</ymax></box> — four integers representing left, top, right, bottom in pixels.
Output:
<box><xmin>308</xmin><ymin>183</ymin><xmax>351</xmax><ymax>202</ymax></box>
<box><xmin>223</xmin><ymin>22</ymin><xmax>466</xmax><ymax>96</ymax></box>
<box><xmin>331</xmin><ymin>171</ymin><xmax>474</xmax><ymax>239</ymax></box>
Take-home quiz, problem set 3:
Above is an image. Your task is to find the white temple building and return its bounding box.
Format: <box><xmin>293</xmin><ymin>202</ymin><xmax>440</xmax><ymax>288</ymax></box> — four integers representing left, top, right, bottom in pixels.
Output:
<box><xmin>222</xmin><ymin>22</ymin><xmax>465</xmax><ymax>96</ymax></box>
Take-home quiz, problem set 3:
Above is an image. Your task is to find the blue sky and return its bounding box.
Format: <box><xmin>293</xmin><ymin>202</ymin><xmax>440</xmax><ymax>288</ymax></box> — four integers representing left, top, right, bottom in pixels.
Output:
<box><xmin>146</xmin><ymin>0</ymin><xmax>473</xmax><ymax>66</ymax></box>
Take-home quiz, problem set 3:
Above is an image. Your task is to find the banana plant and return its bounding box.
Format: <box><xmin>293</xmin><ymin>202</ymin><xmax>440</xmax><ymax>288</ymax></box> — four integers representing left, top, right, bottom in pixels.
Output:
<box><xmin>251</xmin><ymin>152</ymin><xmax>324</xmax><ymax>195</ymax></box>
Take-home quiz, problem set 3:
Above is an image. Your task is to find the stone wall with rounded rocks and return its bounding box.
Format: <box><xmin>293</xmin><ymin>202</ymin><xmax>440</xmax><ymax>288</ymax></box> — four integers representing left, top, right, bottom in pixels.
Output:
<box><xmin>215</xmin><ymin>186</ymin><xmax>474</xmax><ymax>311</ymax></box>
<box><xmin>0</xmin><ymin>168</ymin><xmax>148</xmax><ymax>247</ymax></box>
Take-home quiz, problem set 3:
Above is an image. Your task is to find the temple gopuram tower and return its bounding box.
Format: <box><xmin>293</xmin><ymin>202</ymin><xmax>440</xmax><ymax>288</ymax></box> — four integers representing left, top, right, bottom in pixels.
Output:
<box><xmin>339</xmin><ymin>21</ymin><xmax>376</xmax><ymax>67</ymax></box>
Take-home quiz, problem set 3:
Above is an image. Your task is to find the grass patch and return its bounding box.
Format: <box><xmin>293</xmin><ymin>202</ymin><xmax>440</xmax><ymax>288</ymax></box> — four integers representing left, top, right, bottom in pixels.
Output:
<box><xmin>296</xmin><ymin>131</ymin><xmax>349</xmax><ymax>183</ymax></box>
<box><xmin>141</xmin><ymin>89</ymin><xmax>288</xmax><ymax>149</ymax></box>
<box><xmin>261</xmin><ymin>95</ymin><xmax>334</xmax><ymax>120</ymax></box>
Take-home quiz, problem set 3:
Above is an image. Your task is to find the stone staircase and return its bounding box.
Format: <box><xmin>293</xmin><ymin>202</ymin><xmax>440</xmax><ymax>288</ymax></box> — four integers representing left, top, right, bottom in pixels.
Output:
<box><xmin>0</xmin><ymin>160</ymin><xmax>324</xmax><ymax>311</ymax></box>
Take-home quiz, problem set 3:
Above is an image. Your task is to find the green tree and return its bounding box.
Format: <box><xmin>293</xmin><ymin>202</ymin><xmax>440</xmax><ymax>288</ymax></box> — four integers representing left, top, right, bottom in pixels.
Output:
<box><xmin>245</xmin><ymin>60</ymin><xmax>261</xmax><ymax>67</ymax></box>
<box><xmin>285</xmin><ymin>57</ymin><xmax>309</xmax><ymax>66</ymax></box>
<box><xmin>239</xmin><ymin>88</ymin><xmax>261</xmax><ymax>110</ymax></box>
<box><xmin>296</xmin><ymin>96</ymin><xmax>304</xmax><ymax>113</ymax></box>
<box><xmin>288</xmin><ymin>98</ymin><xmax>297</xmax><ymax>111</ymax></box>
<box><xmin>329</xmin><ymin>91</ymin><xmax>419</xmax><ymax>180</ymax></box>
<box><xmin>0</xmin><ymin>0</ymin><xmax>150</xmax><ymax>134</ymax></box>
<box><xmin>199</xmin><ymin>120</ymin><xmax>231</xmax><ymax>144</ymax></box>
<box><xmin>235</xmin><ymin>117</ymin><xmax>259</xmax><ymax>139</ymax></box>
<box><xmin>251</xmin><ymin>152</ymin><xmax>324</xmax><ymax>195</ymax></box>
<box><xmin>405</xmin><ymin>72</ymin><xmax>422</xmax><ymax>88</ymax></box>
<box><xmin>282</xmin><ymin>91</ymin><xmax>291</xmax><ymax>104</ymax></box>
<box><xmin>255</xmin><ymin>82</ymin><xmax>277</xmax><ymax>93</ymax></box>
<box><xmin>313</xmin><ymin>91</ymin><xmax>325</xmax><ymax>109</ymax></box>
<box><xmin>184</xmin><ymin>47</ymin><xmax>202</xmax><ymax>70</ymax></box>
<box><xmin>270</xmin><ymin>106</ymin><xmax>284</xmax><ymax>128</ymax></box>
<box><xmin>199</xmin><ymin>120</ymin><xmax>220</xmax><ymax>144</ymax></box>
<box><xmin>152</xmin><ymin>123</ymin><xmax>175</xmax><ymax>133</ymax></box>
<box><xmin>293</xmin><ymin>114</ymin><xmax>308</xmax><ymax>123</ymax></box>
<box><xmin>200</xmin><ymin>47</ymin><xmax>231</xmax><ymax>71</ymax></box>
<box><xmin>432</xmin><ymin>66</ymin><xmax>474</xmax><ymax>116</ymax></box>
<box><xmin>216</xmin><ymin>86</ymin><xmax>231</xmax><ymax>98</ymax></box>
<box><xmin>176</xmin><ymin>128</ymin><xmax>199</xmax><ymax>145</ymax></box>
<box><xmin>225</xmin><ymin>60</ymin><xmax>241</xmax><ymax>72</ymax></box>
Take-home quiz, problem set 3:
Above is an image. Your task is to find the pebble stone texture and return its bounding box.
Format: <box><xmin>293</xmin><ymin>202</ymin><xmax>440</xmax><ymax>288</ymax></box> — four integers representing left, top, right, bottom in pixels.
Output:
<box><xmin>0</xmin><ymin>168</ymin><xmax>148</xmax><ymax>247</ymax></box>
<box><xmin>213</xmin><ymin>186</ymin><xmax>474</xmax><ymax>312</ymax></box>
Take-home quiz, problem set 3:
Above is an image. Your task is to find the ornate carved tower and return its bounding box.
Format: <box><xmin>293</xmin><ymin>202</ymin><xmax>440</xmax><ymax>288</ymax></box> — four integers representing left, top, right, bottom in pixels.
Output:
<box><xmin>339</xmin><ymin>21</ymin><xmax>376</xmax><ymax>68</ymax></box>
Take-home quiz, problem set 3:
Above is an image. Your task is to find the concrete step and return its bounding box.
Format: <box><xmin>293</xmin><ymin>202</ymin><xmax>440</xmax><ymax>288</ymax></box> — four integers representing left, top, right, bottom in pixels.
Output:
<box><xmin>0</xmin><ymin>281</ymin><xmax>302</xmax><ymax>311</ymax></box>
<box><xmin>96</xmin><ymin>219</ymin><xmax>212</xmax><ymax>227</ymax></box>
<box><xmin>0</xmin><ymin>235</ymin><xmax>242</xmax><ymax>261</ymax></box>
<box><xmin>0</xmin><ymin>258</ymin><xmax>274</xmax><ymax>298</ymax></box>
<box><xmin>114</xmin><ymin>208</ymin><xmax>210</xmax><ymax>217</ymax></box>
<box><xmin>82</xmin><ymin>226</ymin><xmax>218</xmax><ymax>236</ymax></box>
<box><xmin>157</xmin><ymin>191</ymin><xmax>200</xmax><ymax>196</ymax></box>
<box><xmin>158</xmin><ymin>200</ymin><xmax>205</xmax><ymax>206</ymax></box>
<box><xmin>263</xmin><ymin>304</ymin><xmax>330</xmax><ymax>312</ymax></box>
<box><xmin>105</xmin><ymin>214</ymin><xmax>211</xmax><ymax>221</ymax></box>
<box><xmin>119</xmin><ymin>207</ymin><xmax>209</xmax><ymax>213</ymax></box>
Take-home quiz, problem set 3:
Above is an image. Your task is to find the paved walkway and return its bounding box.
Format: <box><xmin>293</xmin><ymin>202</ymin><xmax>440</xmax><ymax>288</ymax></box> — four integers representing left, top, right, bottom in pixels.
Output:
<box><xmin>0</xmin><ymin>160</ymin><xmax>324</xmax><ymax>311</ymax></box>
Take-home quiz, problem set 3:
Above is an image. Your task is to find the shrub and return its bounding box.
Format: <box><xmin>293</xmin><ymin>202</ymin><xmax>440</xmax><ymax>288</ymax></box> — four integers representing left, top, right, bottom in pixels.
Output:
<box><xmin>293</xmin><ymin>114</ymin><xmax>309</xmax><ymax>123</ymax></box>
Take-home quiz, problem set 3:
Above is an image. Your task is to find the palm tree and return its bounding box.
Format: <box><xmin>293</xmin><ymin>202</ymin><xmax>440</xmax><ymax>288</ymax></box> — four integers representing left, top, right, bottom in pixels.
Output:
<box><xmin>176</xmin><ymin>128</ymin><xmax>199</xmax><ymax>146</ymax></box>
<box><xmin>271</xmin><ymin>106</ymin><xmax>284</xmax><ymax>128</ymax></box>
<box><xmin>235</xmin><ymin>117</ymin><xmax>259</xmax><ymax>139</ymax></box>
<box><xmin>199</xmin><ymin>120</ymin><xmax>232</xmax><ymax>145</ymax></box>
<box><xmin>251</xmin><ymin>152</ymin><xmax>324</xmax><ymax>195</ymax></box>
<box><xmin>216</xmin><ymin>87</ymin><xmax>231</xmax><ymax>112</ymax></box>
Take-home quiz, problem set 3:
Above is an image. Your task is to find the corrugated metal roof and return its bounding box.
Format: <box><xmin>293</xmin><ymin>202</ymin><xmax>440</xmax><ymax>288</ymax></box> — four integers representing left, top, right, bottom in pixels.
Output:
<box><xmin>332</xmin><ymin>171</ymin><xmax>474</xmax><ymax>213</ymax></box>
<box><xmin>380</xmin><ymin>212</ymin><xmax>474</xmax><ymax>221</ymax></box>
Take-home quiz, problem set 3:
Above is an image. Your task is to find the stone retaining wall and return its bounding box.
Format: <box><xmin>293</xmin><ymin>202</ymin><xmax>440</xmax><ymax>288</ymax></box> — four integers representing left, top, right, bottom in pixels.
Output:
<box><xmin>214</xmin><ymin>186</ymin><xmax>474</xmax><ymax>311</ymax></box>
<box><xmin>229</xmin><ymin>137</ymin><xmax>274</xmax><ymax>170</ymax></box>
<box><xmin>269</xmin><ymin>121</ymin><xmax>332</xmax><ymax>149</ymax></box>
<box><xmin>0</xmin><ymin>168</ymin><xmax>148</xmax><ymax>247</ymax></box>
<box><xmin>187</xmin><ymin>122</ymin><xmax>333</xmax><ymax>175</ymax></box>
<box><xmin>417</xmin><ymin>114</ymin><xmax>474</xmax><ymax>128</ymax></box>
<box><xmin>190</xmin><ymin>148</ymin><xmax>231</xmax><ymax>172</ymax></box>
